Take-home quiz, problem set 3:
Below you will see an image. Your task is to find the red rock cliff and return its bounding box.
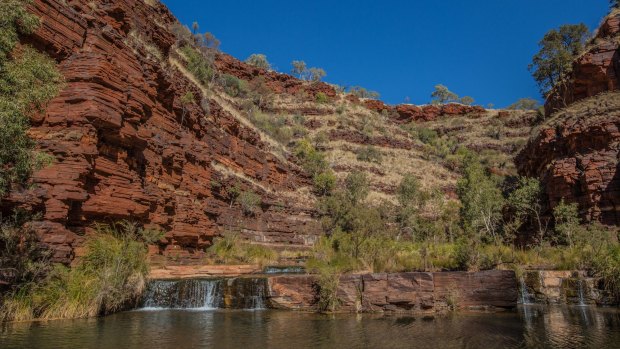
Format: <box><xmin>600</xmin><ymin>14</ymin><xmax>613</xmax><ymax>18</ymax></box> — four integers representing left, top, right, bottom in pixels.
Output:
<box><xmin>517</xmin><ymin>11</ymin><xmax>620</xmax><ymax>226</ymax></box>
<box><xmin>4</xmin><ymin>0</ymin><xmax>321</xmax><ymax>263</ymax></box>
<box><xmin>545</xmin><ymin>11</ymin><xmax>620</xmax><ymax>116</ymax></box>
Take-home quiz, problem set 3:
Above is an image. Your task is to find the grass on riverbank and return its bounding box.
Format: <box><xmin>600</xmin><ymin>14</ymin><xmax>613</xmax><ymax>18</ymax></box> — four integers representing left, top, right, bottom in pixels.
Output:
<box><xmin>0</xmin><ymin>222</ymin><xmax>155</xmax><ymax>322</ymax></box>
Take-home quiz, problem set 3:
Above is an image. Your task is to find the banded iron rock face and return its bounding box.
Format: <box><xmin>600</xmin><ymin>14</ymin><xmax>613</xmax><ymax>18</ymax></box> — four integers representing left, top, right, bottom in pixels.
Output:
<box><xmin>517</xmin><ymin>11</ymin><xmax>620</xmax><ymax>227</ymax></box>
<box><xmin>3</xmin><ymin>0</ymin><xmax>324</xmax><ymax>264</ymax></box>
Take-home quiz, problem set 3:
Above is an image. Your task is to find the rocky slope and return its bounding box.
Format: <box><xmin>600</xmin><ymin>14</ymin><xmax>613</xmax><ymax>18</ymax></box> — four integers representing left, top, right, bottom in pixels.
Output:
<box><xmin>517</xmin><ymin>10</ymin><xmax>620</xmax><ymax>225</ymax></box>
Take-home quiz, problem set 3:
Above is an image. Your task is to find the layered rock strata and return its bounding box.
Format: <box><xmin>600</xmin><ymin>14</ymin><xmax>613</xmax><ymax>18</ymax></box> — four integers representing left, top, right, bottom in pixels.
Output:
<box><xmin>4</xmin><ymin>0</ymin><xmax>321</xmax><ymax>263</ymax></box>
<box><xmin>268</xmin><ymin>270</ymin><xmax>517</xmax><ymax>313</ymax></box>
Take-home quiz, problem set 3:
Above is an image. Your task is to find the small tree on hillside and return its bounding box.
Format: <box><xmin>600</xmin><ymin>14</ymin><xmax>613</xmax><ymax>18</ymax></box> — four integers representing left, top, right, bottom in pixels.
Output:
<box><xmin>459</xmin><ymin>96</ymin><xmax>475</xmax><ymax>105</ymax></box>
<box><xmin>308</xmin><ymin>67</ymin><xmax>326</xmax><ymax>82</ymax></box>
<box><xmin>245</xmin><ymin>54</ymin><xmax>271</xmax><ymax>70</ymax></box>
<box><xmin>528</xmin><ymin>23</ymin><xmax>589</xmax><ymax>97</ymax></box>
<box><xmin>430</xmin><ymin>84</ymin><xmax>459</xmax><ymax>104</ymax></box>
<box><xmin>291</xmin><ymin>60</ymin><xmax>307</xmax><ymax>79</ymax></box>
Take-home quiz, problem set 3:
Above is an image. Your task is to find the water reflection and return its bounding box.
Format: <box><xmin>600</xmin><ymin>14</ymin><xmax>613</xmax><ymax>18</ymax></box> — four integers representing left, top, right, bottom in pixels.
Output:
<box><xmin>2</xmin><ymin>306</ymin><xmax>620</xmax><ymax>349</ymax></box>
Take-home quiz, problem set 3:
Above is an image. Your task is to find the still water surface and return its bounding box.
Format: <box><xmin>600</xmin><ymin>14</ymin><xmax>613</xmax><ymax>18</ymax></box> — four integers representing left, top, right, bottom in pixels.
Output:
<box><xmin>2</xmin><ymin>305</ymin><xmax>620</xmax><ymax>349</ymax></box>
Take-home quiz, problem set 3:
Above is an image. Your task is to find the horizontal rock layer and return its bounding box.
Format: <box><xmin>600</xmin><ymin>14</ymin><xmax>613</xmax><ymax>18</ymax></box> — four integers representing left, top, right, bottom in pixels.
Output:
<box><xmin>3</xmin><ymin>0</ymin><xmax>322</xmax><ymax>263</ymax></box>
<box><xmin>268</xmin><ymin>270</ymin><xmax>518</xmax><ymax>313</ymax></box>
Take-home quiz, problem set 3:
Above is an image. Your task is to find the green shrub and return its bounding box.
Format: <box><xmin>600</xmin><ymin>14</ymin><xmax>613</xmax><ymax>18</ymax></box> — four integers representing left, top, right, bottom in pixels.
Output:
<box><xmin>315</xmin><ymin>92</ymin><xmax>328</xmax><ymax>103</ymax></box>
<box><xmin>247</xmin><ymin>110</ymin><xmax>293</xmax><ymax>144</ymax></box>
<box><xmin>245</xmin><ymin>54</ymin><xmax>271</xmax><ymax>70</ymax></box>
<box><xmin>1</xmin><ymin>222</ymin><xmax>151</xmax><ymax>322</ymax></box>
<box><xmin>237</xmin><ymin>190</ymin><xmax>261</xmax><ymax>216</ymax></box>
<box><xmin>416</xmin><ymin>128</ymin><xmax>438</xmax><ymax>144</ymax></box>
<box><xmin>294</xmin><ymin>139</ymin><xmax>329</xmax><ymax>176</ymax></box>
<box><xmin>0</xmin><ymin>4</ymin><xmax>63</xmax><ymax>196</ymax></box>
<box><xmin>180</xmin><ymin>45</ymin><xmax>213</xmax><ymax>85</ymax></box>
<box><xmin>313</xmin><ymin>171</ymin><xmax>336</xmax><ymax>196</ymax></box>
<box><xmin>356</xmin><ymin>146</ymin><xmax>382</xmax><ymax>164</ymax></box>
<box><xmin>220</xmin><ymin>74</ymin><xmax>248</xmax><ymax>97</ymax></box>
<box><xmin>348</xmin><ymin>86</ymin><xmax>380</xmax><ymax>99</ymax></box>
<box><xmin>0</xmin><ymin>0</ymin><xmax>39</xmax><ymax>62</ymax></box>
<box><xmin>209</xmin><ymin>232</ymin><xmax>277</xmax><ymax>266</ymax></box>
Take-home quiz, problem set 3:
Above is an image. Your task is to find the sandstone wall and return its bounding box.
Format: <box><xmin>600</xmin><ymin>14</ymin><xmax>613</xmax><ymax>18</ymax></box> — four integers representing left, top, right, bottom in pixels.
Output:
<box><xmin>3</xmin><ymin>0</ymin><xmax>322</xmax><ymax>263</ymax></box>
<box><xmin>268</xmin><ymin>270</ymin><xmax>518</xmax><ymax>313</ymax></box>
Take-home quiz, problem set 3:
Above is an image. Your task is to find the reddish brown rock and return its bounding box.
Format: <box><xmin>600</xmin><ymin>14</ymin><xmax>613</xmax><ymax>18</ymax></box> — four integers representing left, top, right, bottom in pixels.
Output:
<box><xmin>328</xmin><ymin>129</ymin><xmax>415</xmax><ymax>150</ymax></box>
<box><xmin>214</xmin><ymin>53</ymin><xmax>337</xmax><ymax>99</ymax></box>
<box><xmin>3</xmin><ymin>0</ymin><xmax>321</xmax><ymax>264</ymax></box>
<box><xmin>545</xmin><ymin>11</ymin><xmax>620</xmax><ymax>116</ymax></box>
<box><xmin>363</xmin><ymin>100</ymin><xmax>485</xmax><ymax>124</ymax></box>
<box><xmin>516</xmin><ymin>108</ymin><xmax>620</xmax><ymax>225</ymax></box>
<box><xmin>268</xmin><ymin>270</ymin><xmax>517</xmax><ymax>313</ymax></box>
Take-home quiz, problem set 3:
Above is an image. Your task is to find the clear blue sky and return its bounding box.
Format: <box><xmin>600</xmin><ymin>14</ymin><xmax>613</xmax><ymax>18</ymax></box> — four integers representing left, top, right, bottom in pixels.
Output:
<box><xmin>161</xmin><ymin>0</ymin><xmax>610</xmax><ymax>107</ymax></box>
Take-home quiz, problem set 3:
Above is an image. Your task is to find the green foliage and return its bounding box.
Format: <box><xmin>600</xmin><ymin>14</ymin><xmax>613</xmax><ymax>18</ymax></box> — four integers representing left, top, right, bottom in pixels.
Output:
<box><xmin>430</xmin><ymin>84</ymin><xmax>459</xmax><ymax>104</ymax></box>
<box><xmin>416</xmin><ymin>127</ymin><xmax>438</xmax><ymax>144</ymax></box>
<box><xmin>248</xmin><ymin>110</ymin><xmax>293</xmax><ymax>144</ymax></box>
<box><xmin>220</xmin><ymin>74</ymin><xmax>248</xmax><ymax>97</ymax></box>
<box><xmin>528</xmin><ymin>24</ymin><xmax>589</xmax><ymax>96</ymax></box>
<box><xmin>237</xmin><ymin>190</ymin><xmax>261</xmax><ymax>216</ymax></box>
<box><xmin>315</xmin><ymin>92</ymin><xmax>329</xmax><ymax>103</ymax></box>
<box><xmin>209</xmin><ymin>232</ymin><xmax>277</xmax><ymax>266</ymax></box>
<box><xmin>245</xmin><ymin>53</ymin><xmax>271</xmax><ymax>70</ymax></box>
<box><xmin>457</xmin><ymin>154</ymin><xmax>504</xmax><ymax>242</ymax></box>
<box><xmin>291</xmin><ymin>60</ymin><xmax>326</xmax><ymax>82</ymax></box>
<box><xmin>459</xmin><ymin>96</ymin><xmax>475</xmax><ymax>105</ymax></box>
<box><xmin>1</xmin><ymin>9</ymin><xmax>63</xmax><ymax>196</ymax></box>
<box><xmin>0</xmin><ymin>0</ymin><xmax>39</xmax><ymax>62</ymax></box>
<box><xmin>612</xmin><ymin>0</ymin><xmax>620</xmax><ymax>9</ymax></box>
<box><xmin>344</xmin><ymin>171</ymin><xmax>369</xmax><ymax>206</ymax></box>
<box><xmin>308</xmin><ymin>67</ymin><xmax>326</xmax><ymax>82</ymax></box>
<box><xmin>294</xmin><ymin>139</ymin><xmax>329</xmax><ymax>176</ymax></box>
<box><xmin>313</xmin><ymin>171</ymin><xmax>336</xmax><ymax>196</ymax></box>
<box><xmin>507</xmin><ymin>98</ymin><xmax>541</xmax><ymax>110</ymax></box>
<box><xmin>0</xmin><ymin>211</ymin><xmax>51</xmax><ymax>297</ymax></box>
<box><xmin>397</xmin><ymin>173</ymin><xmax>420</xmax><ymax>207</ymax></box>
<box><xmin>1</xmin><ymin>222</ymin><xmax>151</xmax><ymax>322</ymax></box>
<box><xmin>553</xmin><ymin>199</ymin><xmax>581</xmax><ymax>246</ymax></box>
<box><xmin>355</xmin><ymin>145</ymin><xmax>382</xmax><ymax>164</ymax></box>
<box><xmin>348</xmin><ymin>86</ymin><xmax>380</xmax><ymax>99</ymax></box>
<box><xmin>291</xmin><ymin>60</ymin><xmax>307</xmax><ymax>79</ymax></box>
<box><xmin>507</xmin><ymin>177</ymin><xmax>546</xmax><ymax>243</ymax></box>
<box><xmin>180</xmin><ymin>46</ymin><xmax>214</xmax><ymax>85</ymax></box>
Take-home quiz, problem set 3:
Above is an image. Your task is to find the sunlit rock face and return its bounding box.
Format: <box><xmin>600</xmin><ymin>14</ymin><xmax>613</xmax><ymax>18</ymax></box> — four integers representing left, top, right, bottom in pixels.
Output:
<box><xmin>3</xmin><ymin>0</ymin><xmax>322</xmax><ymax>264</ymax></box>
<box><xmin>269</xmin><ymin>270</ymin><xmax>518</xmax><ymax>313</ymax></box>
<box><xmin>517</xmin><ymin>11</ymin><xmax>620</xmax><ymax>227</ymax></box>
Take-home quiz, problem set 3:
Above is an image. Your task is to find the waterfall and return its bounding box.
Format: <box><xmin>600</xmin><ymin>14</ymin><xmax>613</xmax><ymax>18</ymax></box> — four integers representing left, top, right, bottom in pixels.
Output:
<box><xmin>140</xmin><ymin>278</ymin><xmax>269</xmax><ymax>310</ymax></box>
<box><xmin>577</xmin><ymin>279</ymin><xmax>586</xmax><ymax>306</ymax></box>
<box><xmin>519</xmin><ymin>276</ymin><xmax>533</xmax><ymax>305</ymax></box>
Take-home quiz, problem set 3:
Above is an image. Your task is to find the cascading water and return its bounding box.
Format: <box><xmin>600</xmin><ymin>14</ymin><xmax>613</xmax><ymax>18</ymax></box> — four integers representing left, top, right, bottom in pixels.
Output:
<box><xmin>519</xmin><ymin>276</ymin><xmax>534</xmax><ymax>305</ymax></box>
<box><xmin>140</xmin><ymin>277</ymin><xmax>269</xmax><ymax>310</ymax></box>
<box><xmin>577</xmin><ymin>279</ymin><xmax>587</xmax><ymax>306</ymax></box>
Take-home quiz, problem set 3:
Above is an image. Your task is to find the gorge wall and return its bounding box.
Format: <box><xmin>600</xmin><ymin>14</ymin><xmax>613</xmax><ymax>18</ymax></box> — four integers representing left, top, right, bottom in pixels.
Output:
<box><xmin>517</xmin><ymin>10</ymin><xmax>620</xmax><ymax>226</ymax></box>
<box><xmin>3</xmin><ymin>0</ymin><xmax>324</xmax><ymax>264</ymax></box>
